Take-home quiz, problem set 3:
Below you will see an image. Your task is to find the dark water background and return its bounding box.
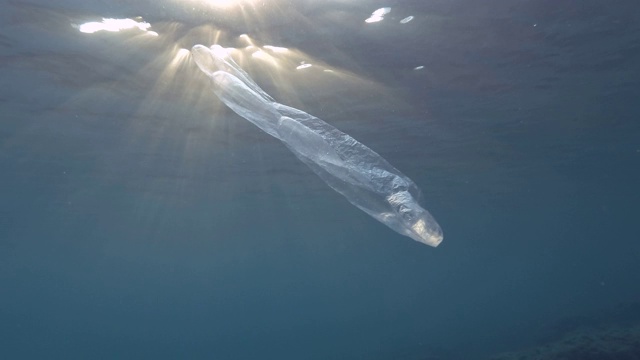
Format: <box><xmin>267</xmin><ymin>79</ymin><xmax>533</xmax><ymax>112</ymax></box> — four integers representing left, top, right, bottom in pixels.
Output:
<box><xmin>1</xmin><ymin>0</ymin><xmax>639</xmax><ymax>359</ymax></box>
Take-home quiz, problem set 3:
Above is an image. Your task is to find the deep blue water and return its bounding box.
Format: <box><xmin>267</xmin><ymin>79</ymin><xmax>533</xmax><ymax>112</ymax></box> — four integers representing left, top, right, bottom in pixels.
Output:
<box><xmin>1</xmin><ymin>0</ymin><xmax>639</xmax><ymax>359</ymax></box>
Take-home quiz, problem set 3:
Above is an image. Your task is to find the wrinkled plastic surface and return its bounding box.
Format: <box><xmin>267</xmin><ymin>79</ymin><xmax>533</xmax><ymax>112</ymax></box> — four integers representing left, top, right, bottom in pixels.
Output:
<box><xmin>191</xmin><ymin>44</ymin><xmax>443</xmax><ymax>246</ymax></box>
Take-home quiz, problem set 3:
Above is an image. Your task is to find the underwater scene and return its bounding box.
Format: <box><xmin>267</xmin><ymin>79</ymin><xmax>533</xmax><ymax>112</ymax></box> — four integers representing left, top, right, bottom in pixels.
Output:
<box><xmin>1</xmin><ymin>0</ymin><xmax>639</xmax><ymax>359</ymax></box>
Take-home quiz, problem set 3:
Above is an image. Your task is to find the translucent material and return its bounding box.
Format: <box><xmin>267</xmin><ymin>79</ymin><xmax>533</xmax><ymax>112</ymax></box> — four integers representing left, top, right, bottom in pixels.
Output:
<box><xmin>191</xmin><ymin>45</ymin><xmax>443</xmax><ymax>247</ymax></box>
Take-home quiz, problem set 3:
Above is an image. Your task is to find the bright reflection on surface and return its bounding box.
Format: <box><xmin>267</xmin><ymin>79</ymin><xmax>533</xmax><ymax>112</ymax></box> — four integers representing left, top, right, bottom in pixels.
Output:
<box><xmin>231</xmin><ymin>34</ymin><xmax>317</xmax><ymax>71</ymax></box>
<box><xmin>251</xmin><ymin>50</ymin><xmax>279</xmax><ymax>67</ymax></box>
<box><xmin>239</xmin><ymin>34</ymin><xmax>254</xmax><ymax>45</ymax></box>
<box><xmin>263</xmin><ymin>45</ymin><xmax>289</xmax><ymax>53</ymax></box>
<box><xmin>190</xmin><ymin>0</ymin><xmax>253</xmax><ymax>8</ymax></box>
<box><xmin>78</xmin><ymin>18</ymin><xmax>151</xmax><ymax>34</ymax></box>
<box><xmin>176</xmin><ymin>48</ymin><xmax>191</xmax><ymax>59</ymax></box>
<box><xmin>400</xmin><ymin>16</ymin><xmax>414</xmax><ymax>24</ymax></box>
<box><xmin>251</xmin><ymin>50</ymin><xmax>267</xmax><ymax>59</ymax></box>
<box><xmin>365</xmin><ymin>7</ymin><xmax>391</xmax><ymax>23</ymax></box>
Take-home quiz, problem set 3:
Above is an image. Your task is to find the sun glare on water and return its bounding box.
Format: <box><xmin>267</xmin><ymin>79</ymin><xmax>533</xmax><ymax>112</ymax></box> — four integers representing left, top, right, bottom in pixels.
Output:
<box><xmin>78</xmin><ymin>18</ymin><xmax>153</xmax><ymax>34</ymax></box>
<box><xmin>189</xmin><ymin>0</ymin><xmax>255</xmax><ymax>8</ymax></box>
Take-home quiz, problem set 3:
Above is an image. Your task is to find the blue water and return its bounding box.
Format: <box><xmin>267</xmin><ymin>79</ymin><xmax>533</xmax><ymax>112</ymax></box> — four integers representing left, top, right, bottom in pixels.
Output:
<box><xmin>1</xmin><ymin>0</ymin><xmax>639</xmax><ymax>359</ymax></box>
